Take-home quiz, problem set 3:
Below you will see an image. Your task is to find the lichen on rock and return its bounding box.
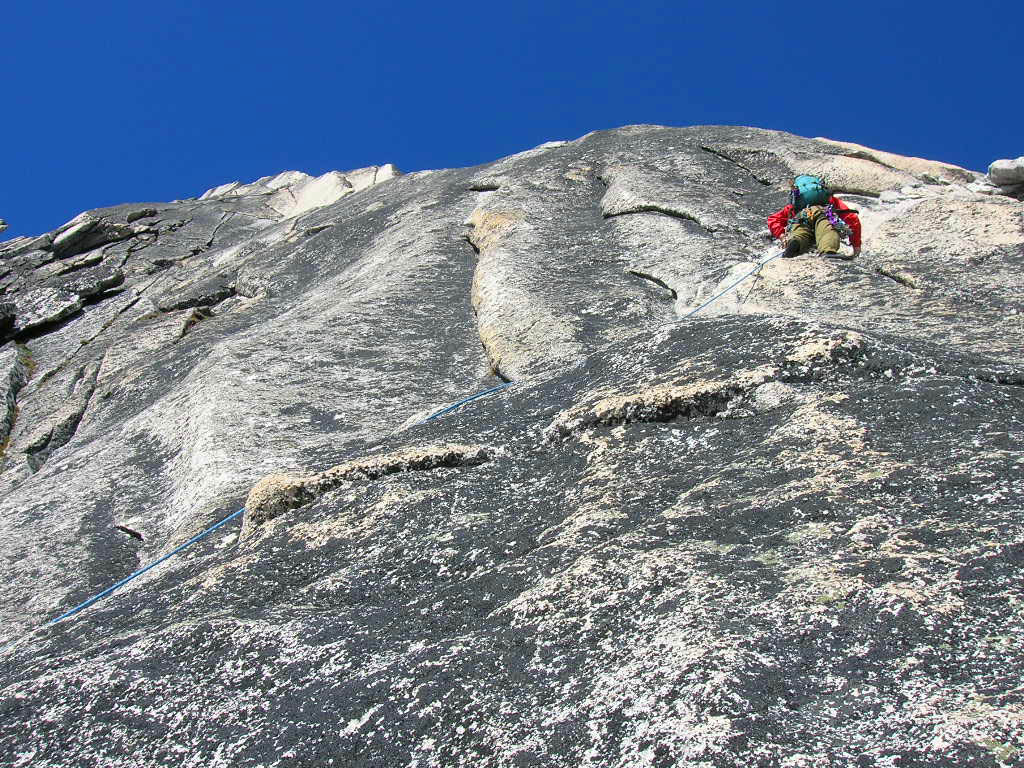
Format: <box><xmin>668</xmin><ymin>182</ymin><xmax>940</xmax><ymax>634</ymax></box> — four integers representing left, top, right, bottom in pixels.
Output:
<box><xmin>243</xmin><ymin>443</ymin><xmax>495</xmax><ymax>537</ymax></box>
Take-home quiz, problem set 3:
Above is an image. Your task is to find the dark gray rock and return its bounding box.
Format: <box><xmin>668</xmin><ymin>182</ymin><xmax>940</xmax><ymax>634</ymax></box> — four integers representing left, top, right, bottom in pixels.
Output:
<box><xmin>49</xmin><ymin>216</ymin><xmax>135</xmax><ymax>258</ymax></box>
<box><xmin>125</xmin><ymin>208</ymin><xmax>159</xmax><ymax>224</ymax></box>
<box><xmin>0</xmin><ymin>304</ymin><xmax>14</xmax><ymax>339</ymax></box>
<box><xmin>0</xmin><ymin>234</ymin><xmax>52</xmax><ymax>260</ymax></box>
<box><xmin>155</xmin><ymin>271</ymin><xmax>235</xmax><ymax>312</ymax></box>
<box><xmin>5</xmin><ymin>266</ymin><xmax>125</xmax><ymax>338</ymax></box>
<box><xmin>234</xmin><ymin>267</ymin><xmax>273</xmax><ymax>299</ymax></box>
<box><xmin>23</xmin><ymin>361</ymin><xmax>100</xmax><ymax>472</ymax></box>
<box><xmin>0</xmin><ymin>345</ymin><xmax>30</xmax><ymax>446</ymax></box>
<box><xmin>0</xmin><ymin>129</ymin><xmax>1020</xmax><ymax>768</ymax></box>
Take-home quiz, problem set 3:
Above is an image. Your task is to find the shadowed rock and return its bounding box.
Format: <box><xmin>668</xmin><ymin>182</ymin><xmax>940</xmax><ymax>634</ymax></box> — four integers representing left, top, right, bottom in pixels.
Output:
<box><xmin>6</xmin><ymin>266</ymin><xmax>125</xmax><ymax>338</ymax></box>
<box><xmin>50</xmin><ymin>216</ymin><xmax>136</xmax><ymax>258</ymax></box>
<box><xmin>156</xmin><ymin>272</ymin><xmax>235</xmax><ymax>312</ymax></box>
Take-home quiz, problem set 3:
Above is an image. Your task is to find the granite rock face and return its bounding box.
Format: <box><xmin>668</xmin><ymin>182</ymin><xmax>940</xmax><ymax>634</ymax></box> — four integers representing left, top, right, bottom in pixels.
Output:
<box><xmin>0</xmin><ymin>126</ymin><xmax>1022</xmax><ymax>767</ymax></box>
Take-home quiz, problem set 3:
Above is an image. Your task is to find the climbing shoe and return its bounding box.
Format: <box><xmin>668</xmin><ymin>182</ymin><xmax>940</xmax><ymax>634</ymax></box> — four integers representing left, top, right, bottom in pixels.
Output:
<box><xmin>781</xmin><ymin>240</ymin><xmax>801</xmax><ymax>259</ymax></box>
<box><xmin>823</xmin><ymin>251</ymin><xmax>854</xmax><ymax>261</ymax></box>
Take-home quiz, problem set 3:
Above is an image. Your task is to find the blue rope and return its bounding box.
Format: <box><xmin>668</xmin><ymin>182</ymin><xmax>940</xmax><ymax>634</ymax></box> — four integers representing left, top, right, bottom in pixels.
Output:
<box><xmin>2</xmin><ymin>507</ymin><xmax>245</xmax><ymax>655</ymax></box>
<box><xmin>419</xmin><ymin>382</ymin><xmax>513</xmax><ymax>423</ymax></box>
<box><xmin>680</xmin><ymin>251</ymin><xmax>783</xmax><ymax>320</ymax></box>
<box><xmin>416</xmin><ymin>253</ymin><xmax>778</xmax><ymax>426</ymax></box>
<box><xmin>2</xmin><ymin>250</ymin><xmax>779</xmax><ymax>658</ymax></box>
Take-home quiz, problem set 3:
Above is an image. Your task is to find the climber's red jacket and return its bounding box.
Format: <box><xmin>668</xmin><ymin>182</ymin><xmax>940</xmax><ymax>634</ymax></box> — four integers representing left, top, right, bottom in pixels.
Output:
<box><xmin>766</xmin><ymin>196</ymin><xmax>862</xmax><ymax>249</ymax></box>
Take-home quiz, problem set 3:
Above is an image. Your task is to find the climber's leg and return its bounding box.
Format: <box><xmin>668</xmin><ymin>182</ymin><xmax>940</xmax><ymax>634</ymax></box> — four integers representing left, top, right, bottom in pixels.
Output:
<box><xmin>814</xmin><ymin>217</ymin><xmax>841</xmax><ymax>254</ymax></box>
<box><xmin>784</xmin><ymin>224</ymin><xmax>814</xmax><ymax>257</ymax></box>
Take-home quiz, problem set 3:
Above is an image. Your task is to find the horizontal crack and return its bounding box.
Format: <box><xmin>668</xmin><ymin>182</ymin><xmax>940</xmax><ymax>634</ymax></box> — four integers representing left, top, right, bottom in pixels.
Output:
<box><xmin>544</xmin><ymin>380</ymin><xmax>746</xmax><ymax>441</ymax></box>
<box><xmin>627</xmin><ymin>269</ymin><xmax>678</xmax><ymax>300</ymax></box>
<box><xmin>54</xmin><ymin>252</ymin><xmax>107</xmax><ymax>276</ymax></box>
<box><xmin>604</xmin><ymin>205</ymin><xmax>711</xmax><ymax>231</ymax></box>
<box><xmin>125</xmin><ymin>208</ymin><xmax>158</xmax><ymax>224</ymax></box>
<box><xmin>114</xmin><ymin>525</ymin><xmax>145</xmax><ymax>541</ymax></box>
<box><xmin>545</xmin><ymin>332</ymin><xmax>1024</xmax><ymax>442</ymax></box>
<box><xmin>874</xmin><ymin>265</ymin><xmax>921</xmax><ymax>290</ymax></box>
<box><xmin>157</xmin><ymin>281</ymin><xmax>235</xmax><ymax>313</ymax></box>
<box><xmin>700</xmin><ymin>145</ymin><xmax>773</xmax><ymax>186</ymax></box>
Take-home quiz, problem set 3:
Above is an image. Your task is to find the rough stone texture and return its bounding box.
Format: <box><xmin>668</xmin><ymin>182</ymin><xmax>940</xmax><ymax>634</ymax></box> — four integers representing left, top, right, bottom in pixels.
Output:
<box><xmin>967</xmin><ymin>157</ymin><xmax>1024</xmax><ymax>201</ymax></box>
<box><xmin>0</xmin><ymin>126</ymin><xmax>1021</xmax><ymax>767</ymax></box>
<box><xmin>23</xmin><ymin>360</ymin><xmax>101</xmax><ymax>472</ymax></box>
<box><xmin>6</xmin><ymin>265</ymin><xmax>125</xmax><ymax>337</ymax></box>
<box><xmin>50</xmin><ymin>216</ymin><xmax>131</xmax><ymax>258</ymax></box>
<box><xmin>0</xmin><ymin>346</ymin><xmax>31</xmax><ymax>447</ymax></box>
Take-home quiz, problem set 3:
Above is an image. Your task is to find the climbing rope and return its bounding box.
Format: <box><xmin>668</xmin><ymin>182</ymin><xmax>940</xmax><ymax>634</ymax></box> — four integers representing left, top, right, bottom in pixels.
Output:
<box><xmin>417</xmin><ymin>249</ymin><xmax>783</xmax><ymax>424</ymax></box>
<box><xmin>4</xmin><ymin>383</ymin><xmax>518</xmax><ymax>655</ymax></box>
<box><xmin>3</xmin><ymin>249</ymin><xmax>781</xmax><ymax>657</ymax></box>
<box><xmin>419</xmin><ymin>382</ymin><xmax>513</xmax><ymax>423</ymax></box>
<box><xmin>680</xmin><ymin>249</ymin><xmax>783</xmax><ymax>320</ymax></box>
<box><xmin>2</xmin><ymin>507</ymin><xmax>245</xmax><ymax>656</ymax></box>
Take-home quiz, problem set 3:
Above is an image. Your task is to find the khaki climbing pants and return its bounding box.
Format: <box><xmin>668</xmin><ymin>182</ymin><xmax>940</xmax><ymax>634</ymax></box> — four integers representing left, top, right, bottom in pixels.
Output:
<box><xmin>787</xmin><ymin>206</ymin><xmax>841</xmax><ymax>255</ymax></box>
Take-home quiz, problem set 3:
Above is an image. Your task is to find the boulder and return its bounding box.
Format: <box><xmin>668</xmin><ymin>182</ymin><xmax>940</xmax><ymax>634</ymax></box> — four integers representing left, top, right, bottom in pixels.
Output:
<box><xmin>988</xmin><ymin>156</ymin><xmax>1024</xmax><ymax>187</ymax></box>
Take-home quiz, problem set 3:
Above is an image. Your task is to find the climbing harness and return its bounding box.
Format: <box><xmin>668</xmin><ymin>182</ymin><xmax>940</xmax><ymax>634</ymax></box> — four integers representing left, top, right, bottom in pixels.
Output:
<box><xmin>823</xmin><ymin>204</ymin><xmax>853</xmax><ymax>240</ymax></box>
<box><xmin>2</xmin><ymin>508</ymin><xmax>245</xmax><ymax>656</ymax></box>
<box><xmin>786</xmin><ymin>204</ymin><xmax>853</xmax><ymax>243</ymax></box>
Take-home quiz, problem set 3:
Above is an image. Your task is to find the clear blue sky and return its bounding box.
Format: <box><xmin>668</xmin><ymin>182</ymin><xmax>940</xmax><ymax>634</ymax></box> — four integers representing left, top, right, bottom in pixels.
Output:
<box><xmin>3</xmin><ymin>0</ymin><xmax>1021</xmax><ymax>239</ymax></box>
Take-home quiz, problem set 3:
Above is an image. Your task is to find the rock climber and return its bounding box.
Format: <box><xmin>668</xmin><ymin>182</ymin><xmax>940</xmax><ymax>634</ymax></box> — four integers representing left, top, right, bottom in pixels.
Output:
<box><xmin>766</xmin><ymin>175</ymin><xmax>861</xmax><ymax>260</ymax></box>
